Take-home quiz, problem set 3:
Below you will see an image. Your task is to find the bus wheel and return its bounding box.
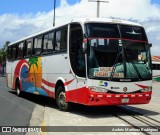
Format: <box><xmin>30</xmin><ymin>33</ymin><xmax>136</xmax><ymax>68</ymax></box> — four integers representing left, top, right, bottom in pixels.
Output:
<box><xmin>56</xmin><ymin>86</ymin><xmax>70</xmax><ymax>111</ymax></box>
<box><xmin>16</xmin><ymin>81</ymin><xmax>22</xmax><ymax>97</ymax></box>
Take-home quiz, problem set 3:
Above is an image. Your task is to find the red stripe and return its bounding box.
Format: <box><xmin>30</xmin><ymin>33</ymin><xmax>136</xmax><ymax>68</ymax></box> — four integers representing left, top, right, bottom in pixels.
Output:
<box><xmin>42</xmin><ymin>78</ymin><xmax>74</xmax><ymax>87</ymax></box>
<box><xmin>135</xmin><ymin>84</ymin><xmax>148</xmax><ymax>89</ymax></box>
<box><xmin>88</xmin><ymin>37</ymin><xmax>148</xmax><ymax>43</ymax></box>
<box><xmin>42</xmin><ymin>79</ymin><xmax>55</xmax><ymax>88</ymax></box>
<box><xmin>64</xmin><ymin>79</ymin><xmax>74</xmax><ymax>86</ymax></box>
<box><xmin>13</xmin><ymin>60</ymin><xmax>29</xmax><ymax>89</ymax></box>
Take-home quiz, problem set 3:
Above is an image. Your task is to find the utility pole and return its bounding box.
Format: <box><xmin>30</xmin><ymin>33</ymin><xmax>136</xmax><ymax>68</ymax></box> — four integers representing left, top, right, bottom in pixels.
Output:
<box><xmin>88</xmin><ymin>0</ymin><xmax>109</xmax><ymax>17</ymax></box>
<box><xmin>53</xmin><ymin>0</ymin><xmax>56</xmax><ymax>27</ymax></box>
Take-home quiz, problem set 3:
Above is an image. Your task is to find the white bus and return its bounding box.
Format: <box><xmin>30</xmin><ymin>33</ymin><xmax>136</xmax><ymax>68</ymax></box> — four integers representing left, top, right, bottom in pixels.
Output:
<box><xmin>6</xmin><ymin>18</ymin><xmax>152</xmax><ymax>111</ymax></box>
<box><xmin>152</xmin><ymin>60</ymin><xmax>160</xmax><ymax>82</ymax></box>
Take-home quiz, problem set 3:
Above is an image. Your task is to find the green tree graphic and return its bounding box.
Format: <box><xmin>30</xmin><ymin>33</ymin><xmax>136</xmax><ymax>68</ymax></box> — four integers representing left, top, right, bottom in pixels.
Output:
<box><xmin>29</xmin><ymin>57</ymin><xmax>39</xmax><ymax>93</ymax></box>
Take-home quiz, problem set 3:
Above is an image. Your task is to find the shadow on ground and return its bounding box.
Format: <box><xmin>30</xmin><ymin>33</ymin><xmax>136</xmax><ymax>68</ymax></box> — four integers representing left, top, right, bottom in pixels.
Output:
<box><xmin>9</xmin><ymin>90</ymin><xmax>160</xmax><ymax>119</ymax></box>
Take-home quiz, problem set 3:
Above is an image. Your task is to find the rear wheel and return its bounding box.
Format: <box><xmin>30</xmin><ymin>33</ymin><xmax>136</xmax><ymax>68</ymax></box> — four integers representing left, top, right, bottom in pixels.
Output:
<box><xmin>16</xmin><ymin>81</ymin><xmax>22</xmax><ymax>97</ymax></box>
<box><xmin>56</xmin><ymin>86</ymin><xmax>70</xmax><ymax>111</ymax></box>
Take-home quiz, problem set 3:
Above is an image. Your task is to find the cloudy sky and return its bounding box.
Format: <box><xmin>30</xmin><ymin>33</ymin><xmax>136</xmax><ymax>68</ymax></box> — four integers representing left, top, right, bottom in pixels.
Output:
<box><xmin>0</xmin><ymin>0</ymin><xmax>160</xmax><ymax>55</ymax></box>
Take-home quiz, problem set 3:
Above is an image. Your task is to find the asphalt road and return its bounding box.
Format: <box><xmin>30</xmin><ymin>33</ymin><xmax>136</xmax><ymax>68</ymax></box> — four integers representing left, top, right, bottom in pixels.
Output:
<box><xmin>0</xmin><ymin>76</ymin><xmax>160</xmax><ymax>135</ymax></box>
<box><xmin>0</xmin><ymin>77</ymin><xmax>36</xmax><ymax>135</ymax></box>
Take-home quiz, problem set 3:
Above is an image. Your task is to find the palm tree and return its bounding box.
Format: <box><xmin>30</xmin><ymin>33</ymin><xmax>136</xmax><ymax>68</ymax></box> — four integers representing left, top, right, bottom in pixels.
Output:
<box><xmin>29</xmin><ymin>57</ymin><xmax>39</xmax><ymax>94</ymax></box>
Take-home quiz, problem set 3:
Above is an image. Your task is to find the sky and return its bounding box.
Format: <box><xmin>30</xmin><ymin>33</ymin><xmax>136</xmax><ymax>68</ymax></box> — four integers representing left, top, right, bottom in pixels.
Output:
<box><xmin>0</xmin><ymin>0</ymin><xmax>160</xmax><ymax>55</ymax></box>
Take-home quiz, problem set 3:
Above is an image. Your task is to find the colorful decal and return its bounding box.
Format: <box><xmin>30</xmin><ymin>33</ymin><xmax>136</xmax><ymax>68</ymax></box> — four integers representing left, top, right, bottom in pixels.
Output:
<box><xmin>14</xmin><ymin>58</ymin><xmax>75</xmax><ymax>97</ymax></box>
<box><xmin>99</xmin><ymin>80</ymin><xmax>108</xmax><ymax>87</ymax></box>
<box><xmin>14</xmin><ymin>58</ymin><xmax>47</xmax><ymax>96</ymax></box>
<box><xmin>21</xmin><ymin>57</ymin><xmax>48</xmax><ymax>96</ymax></box>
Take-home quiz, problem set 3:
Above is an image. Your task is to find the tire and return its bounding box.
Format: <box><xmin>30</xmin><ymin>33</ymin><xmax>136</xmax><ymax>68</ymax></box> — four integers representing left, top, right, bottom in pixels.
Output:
<box><xmin>16</xmin><ymin>81</ymin><xmax>22</xmax><ymax>97</ymax></box>
<box><xmin>56</xmin><ymin>86</ymin><xmax>70</xmax><ymax>111</ymax></box>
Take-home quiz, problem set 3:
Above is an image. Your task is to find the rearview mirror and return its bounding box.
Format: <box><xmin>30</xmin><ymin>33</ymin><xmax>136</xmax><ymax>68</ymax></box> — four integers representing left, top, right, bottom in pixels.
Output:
<box><xmin>148</xmin><ymin>43</ymin><xmax>152</xmax><ymax>47</ymax></box>
<box><xmin>83</xmin><ymin>39</ymin><xmax>87</xmax><ymax>53</ymax></box>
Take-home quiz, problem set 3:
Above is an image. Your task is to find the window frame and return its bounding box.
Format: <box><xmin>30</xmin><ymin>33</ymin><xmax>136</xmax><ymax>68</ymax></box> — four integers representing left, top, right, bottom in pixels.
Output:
<box><xmin>54</xmin><ymin>26</ymin><xmax>68</xmax><ymax>53</ymax></box>
<box><xmin>18</xmin><ymin>42</ymin><xmax>24</xmax><ymax>59</ymax></box>
<box><xmin>11</xmin><ymin>44</ymin><xmax>18</xmax><ymax>61</ymax></box>
<box><xmin>42</xmin><ymin>31</ymin><xmax>54</xmax><ymax>55</ymax></box>
<box><xmin>24</xmin><ymin>39</ymin><xmax>33</xmax><ymax>58</ymax></box>
<box><xmin>33</xmin><ymin>35</ymin><xmax>43</xmax><ymax>56</ymax></box>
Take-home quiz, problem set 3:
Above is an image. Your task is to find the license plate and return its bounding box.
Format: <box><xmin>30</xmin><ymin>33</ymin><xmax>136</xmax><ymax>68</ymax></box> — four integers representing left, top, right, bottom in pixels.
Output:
<box><xmin>121</xmin><ymin>98</ymin><xmax>129</xmax><ymax>103</ymax></box>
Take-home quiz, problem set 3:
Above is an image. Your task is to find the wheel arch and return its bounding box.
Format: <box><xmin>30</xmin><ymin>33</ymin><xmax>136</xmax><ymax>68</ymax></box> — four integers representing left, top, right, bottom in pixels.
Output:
<box><xmin>55</xmin><ymin>77</ymin><xmax>68</xmax><ymax>101</ymax></box>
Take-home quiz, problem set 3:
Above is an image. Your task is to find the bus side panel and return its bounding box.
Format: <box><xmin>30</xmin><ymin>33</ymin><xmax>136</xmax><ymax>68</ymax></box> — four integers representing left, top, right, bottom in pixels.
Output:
<box><xmin>41</xmin><ymin>53</ymin><xmax>73</xmax><ymax>99</ymax></box>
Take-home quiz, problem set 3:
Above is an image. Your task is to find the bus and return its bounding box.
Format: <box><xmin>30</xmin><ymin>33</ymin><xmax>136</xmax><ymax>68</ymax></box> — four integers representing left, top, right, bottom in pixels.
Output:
<box><xmin>6</xmin><ymin>18</ymin><xmax>152</xmax><ymax>111</ymax></box>
<box><xmin>152</xmin><ymin>56</ymin><xmax>160</xmax><ymax>82</ymax></box>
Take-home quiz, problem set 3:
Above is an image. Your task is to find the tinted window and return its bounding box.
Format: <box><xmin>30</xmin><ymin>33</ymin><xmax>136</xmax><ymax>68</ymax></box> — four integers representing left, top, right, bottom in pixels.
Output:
<box><xmin>153</xmin><ymin>64</ymin><xmax>160</xmax><ymax>70</ymax></box>
<box><xmin>86</xmin><ymin>23</ymin><xmax>120</xmax><ymax>38</ymax></box>
<box><xmin>7</xmin><ymin>46</ymin><xmax>12</xmax><ymax>60</ymax></box>
<box><xmin>33</xmin><ymin>36</ymin><xmax>42</xmax><ymax>56</ymax></box>
<box><xmin>120</xmin><ymin>25</ymin><xmax>147</xmax><ymax>41</ymax></box>
<box><xmin>18</xmin><ymin>42</ymin><xmax>24</xmax><ymax>58</ymax></box>
<box><xmin>24</xmin><ymin>39</ymin><xmax>32</xmax><ymax>57</ymax></box>
<box><xmin>43</xmin><ymin>32</ymin><xmax>54</xmax><ymax>54</ymax></box>
<box><xmin>12</xmin><ymin>45</ymin><xmax>18</xmax><ymax>60</ymax></box>
<box><xmin>55</xmin><ymin>27</ymin><xmax>67</xmax><ymax>51</ymax></box>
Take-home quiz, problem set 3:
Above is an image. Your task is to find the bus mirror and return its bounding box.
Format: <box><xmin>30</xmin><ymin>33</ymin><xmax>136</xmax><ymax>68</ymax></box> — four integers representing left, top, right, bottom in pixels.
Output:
<box><xmin>148</xmin><ymin>43</ymin><xmax>152</xmax><ymax>47</ymax></box>
<box><xmin>83</xmin><ymin>38</ymin><xmax>90</xmax><ymax>56</ymax></box>
<box><xmin>83</xmin><ymin>39</ymin><xmax>87</xmax><ymax>53</ymax></box>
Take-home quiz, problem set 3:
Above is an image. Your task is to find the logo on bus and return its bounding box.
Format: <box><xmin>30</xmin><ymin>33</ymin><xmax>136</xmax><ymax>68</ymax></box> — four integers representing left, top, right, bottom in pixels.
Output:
<box><xmin>99</xmin><ymin>81</ymin><xmax>108</xmax><ymax>87</ymax></box>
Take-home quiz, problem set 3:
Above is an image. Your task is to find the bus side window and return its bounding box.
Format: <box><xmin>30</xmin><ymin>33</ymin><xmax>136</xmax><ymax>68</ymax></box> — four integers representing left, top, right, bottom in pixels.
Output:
<box><xmin>18</xmin><ymin>42</ymin><xmax>24</xmax><ymax>58</ymax></box>
<box><xmin>48</xmin><ymin>32</ymin><xmax>54</xmax><ymax>53</ymax></box>
<box><xmin>152</xmin><ymin>64</ymin><xmax>157</xmax><ymax>70</ymax></box>
<box><xmin>24</xmin><ymin>39</ymin><xmax>32</xmax><ymax>57</ymax></box>
<box><xmin>12</xmin><ymin>44</ymin><xmax>18</xmax><ymax>60</ymax></box>
<box><xmin>43</xmin><ymin>32</ymin><xmax>54</xmax><ymax>54</ymax></box>
<box><xmin>157</xmin><ymin>64</ymin><xmax>160</xmax><ymax>70</ymax></box>
<box><xmin>7</xmin><ymin>46</ymin><xmax>12</xmax><ymax>60</ymax></box>
<box><xmin>54</xmin><ymin>27</ymin><xmax>67</xmax><ymax>52</ymax></box>
<box><xmin>33</xmin><ymin>36</ymin><xmax>42</xmax><ymax>56</ymax></box>
<box><xmin>43</xmin><ymin>34</ymin><xmax>48</xmax><ymax>54</ymax></box>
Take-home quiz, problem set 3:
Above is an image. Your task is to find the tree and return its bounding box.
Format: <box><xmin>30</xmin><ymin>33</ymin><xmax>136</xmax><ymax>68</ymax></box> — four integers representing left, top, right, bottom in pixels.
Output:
<box><xmin>0</xmin><ymin>41</ymin><xmax>10</xmax><ymax>64</ymax></box>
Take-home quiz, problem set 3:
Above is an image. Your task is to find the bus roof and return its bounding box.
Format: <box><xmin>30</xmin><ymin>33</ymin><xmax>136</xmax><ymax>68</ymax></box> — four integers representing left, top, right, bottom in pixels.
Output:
<box><xmin>9</xmin><ymin>18</ymin><xmax>142</xmax><ymax>46</ymax></box>
<box><xmin>71</xmin><ymin>18</ymin><xmax>142</xmax><ymax>27</ymax></box>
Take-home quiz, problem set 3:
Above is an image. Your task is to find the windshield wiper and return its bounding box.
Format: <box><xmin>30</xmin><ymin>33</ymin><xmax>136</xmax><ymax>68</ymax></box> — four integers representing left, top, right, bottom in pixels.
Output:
<box><xmin>109</xmin><ymin>51</ymin><xmax>122</xmax><ymax>81</ymax></box>
<box><xmin>130</xmin><ymin>59</ymin><xmax>142</xmax><ymax>80</ymax></box>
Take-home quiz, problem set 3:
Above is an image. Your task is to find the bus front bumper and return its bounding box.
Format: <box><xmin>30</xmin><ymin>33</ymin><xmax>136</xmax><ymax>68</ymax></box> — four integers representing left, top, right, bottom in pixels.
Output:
<box><xmin>86</xmin><ymin>91</ymin><xmax>152</xmax><ymax>106</ymax></box>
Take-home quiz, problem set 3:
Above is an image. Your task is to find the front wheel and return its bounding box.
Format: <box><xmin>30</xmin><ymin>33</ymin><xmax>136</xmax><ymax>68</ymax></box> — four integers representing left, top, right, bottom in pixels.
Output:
<box><xmin>56</xmin><ymin>86</ymin><xmax>70</xmax><ymax>111</ymax></box>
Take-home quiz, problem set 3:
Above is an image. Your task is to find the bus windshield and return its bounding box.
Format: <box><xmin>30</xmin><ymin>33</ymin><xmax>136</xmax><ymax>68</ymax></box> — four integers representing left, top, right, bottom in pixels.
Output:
<box><xmin>86</xmin><ymin>23</ymin><xmax>152</xmax><ymax>81</ymax></box>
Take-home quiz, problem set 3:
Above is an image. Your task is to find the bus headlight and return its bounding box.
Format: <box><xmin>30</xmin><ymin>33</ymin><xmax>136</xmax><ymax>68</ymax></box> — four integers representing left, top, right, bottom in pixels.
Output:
<box><xmin>88</xmin><ymin>86</ymin><xmax>108</xmax><ymax>93</ymax></box>
<box><xmin>141</xmin><ymin>86</ymin><xmax>152</xmax><ymax>92</ymax></box>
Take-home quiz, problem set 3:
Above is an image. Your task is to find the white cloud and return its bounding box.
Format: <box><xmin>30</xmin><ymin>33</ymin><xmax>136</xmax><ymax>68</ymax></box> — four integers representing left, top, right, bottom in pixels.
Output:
<box><xmin>0</xmin><ymin>0</ymin><xmax>160</xmax><ymax>55</ymax></box>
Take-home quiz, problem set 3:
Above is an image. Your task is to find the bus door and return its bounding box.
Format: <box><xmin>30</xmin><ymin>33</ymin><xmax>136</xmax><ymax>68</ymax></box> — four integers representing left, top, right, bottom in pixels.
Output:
<box><xmin>69</xmin><ymin>23</ymin><xmax>86</xmax><ymax>103</ymax></box>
